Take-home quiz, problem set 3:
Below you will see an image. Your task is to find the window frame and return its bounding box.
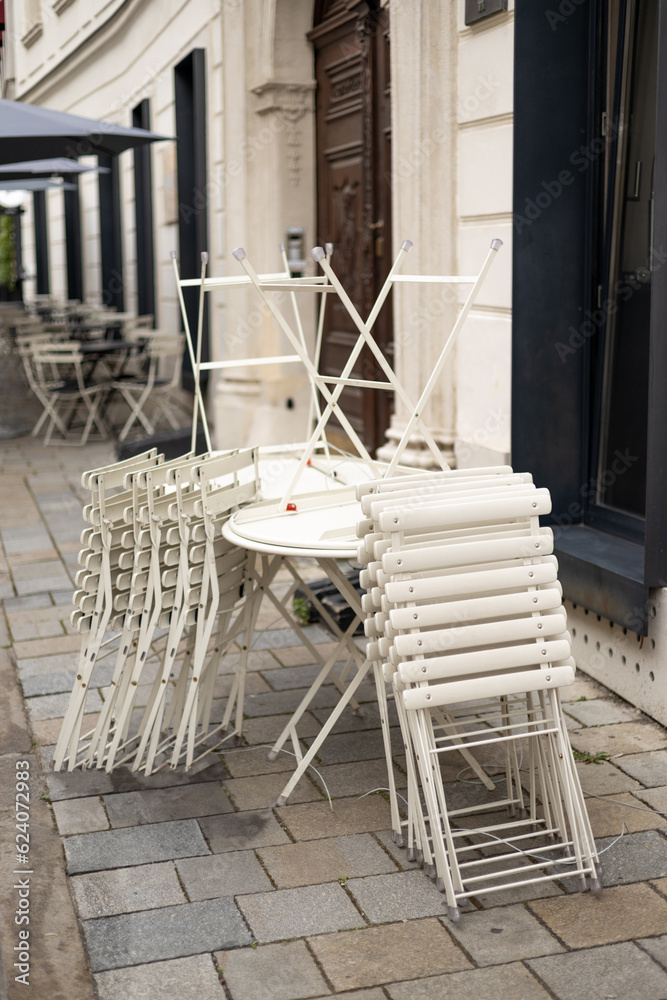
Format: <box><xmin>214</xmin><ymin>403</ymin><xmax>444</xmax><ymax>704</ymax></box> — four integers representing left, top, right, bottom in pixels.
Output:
<box><xmin>512</xmin><ymin>0</ymin><xmax>667</xmax><ymax>635</ymax></box>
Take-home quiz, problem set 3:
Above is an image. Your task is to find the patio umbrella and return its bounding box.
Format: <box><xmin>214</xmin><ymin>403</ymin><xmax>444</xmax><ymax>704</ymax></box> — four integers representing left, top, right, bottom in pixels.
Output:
<box><xmin>0</xmin><ymin>178</ymin><xmax>77</xmax><ymax>191</ymax></box>
<box><xmin>0</xmin><ymin>99</ymin><xmax>171</xmax><ymax>164</ymax></box>
<box><xmin>0</xmin><ymin>157</ymin><xmax>109</xmax><ymax>179</ymax></box>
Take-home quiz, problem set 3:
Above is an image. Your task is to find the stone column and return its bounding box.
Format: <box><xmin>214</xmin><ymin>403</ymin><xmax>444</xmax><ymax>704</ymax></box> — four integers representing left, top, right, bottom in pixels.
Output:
<box><xmin>213</xmin><ymin>0</ymin><xmax>316</xmax><ymax>451</ymax></box>
<box><xmin>376</xmin><ymin>1</ymin><xmax>459</xmax><ymax>468</ymax></box>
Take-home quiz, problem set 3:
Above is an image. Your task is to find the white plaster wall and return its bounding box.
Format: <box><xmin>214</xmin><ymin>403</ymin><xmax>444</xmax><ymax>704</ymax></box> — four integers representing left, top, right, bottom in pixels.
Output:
<box><xmin>7</xmin><ymin>0</ymin><xmax>224</xmax><ymax>341</ymax></box>
<box><xmin>567</xmin><ymin>597</ymin><xmax>667</xmax><ymax>728</ymax></box>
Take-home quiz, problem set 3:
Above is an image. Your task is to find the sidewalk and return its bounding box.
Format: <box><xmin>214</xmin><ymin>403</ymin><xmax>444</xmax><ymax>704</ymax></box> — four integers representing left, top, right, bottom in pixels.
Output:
<box><xmin>1</xmin><ymin>384</ymin><xmax>667</xmax><ymax>1000</ymax></box>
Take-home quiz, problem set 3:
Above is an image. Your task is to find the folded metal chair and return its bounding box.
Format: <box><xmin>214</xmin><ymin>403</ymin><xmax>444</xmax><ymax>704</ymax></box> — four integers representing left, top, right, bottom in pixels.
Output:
<box><xmin>361</xmin><ymin>481</ymin><xmax>600</xmax><ymax>919</ymax></box>
<box><xmin>54</xmin><ymin>448</ymin><xmax>261</xmax><ymax>775</ymax></box>
<box><xmin>23</xmin><ymin>340</ymin><xmax>110</xmax><ymax>445</ymax></box>
<box><xmin>112</xmin><ymin>333</ymin><xmax>186</xmax><ymax>442</ymax></box>
<box><xmin>356</xmin><ymin>467</ymin><xmax>521</xmax><ymax>853</ymax></box>
<box><xmin>55</xmin><ymin>449</ymin><xmax>165</xmax><ymax>770</ymax></box>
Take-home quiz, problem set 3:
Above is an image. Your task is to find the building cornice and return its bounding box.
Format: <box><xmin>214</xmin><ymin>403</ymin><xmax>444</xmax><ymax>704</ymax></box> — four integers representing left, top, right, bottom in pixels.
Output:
<box><xmin>16</xmin><ymin>0</ymin><xmax>137</xmax><ymax>103</ymax></box>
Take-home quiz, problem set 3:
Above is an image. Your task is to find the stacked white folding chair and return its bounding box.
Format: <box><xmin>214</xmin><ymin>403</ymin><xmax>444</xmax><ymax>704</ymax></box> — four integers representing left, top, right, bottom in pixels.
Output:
<box><xmin>356</xmin><ymin>470</ymin><xmax>600</xmax><ymax>919</ymax></box>
<box><xmin>356</xmin><ymin>468</ymin><xmax>519</xmax><ymax>862</ymax></box>
<box><xmin>28</xmin><ymin>341</ymin><xmax>110</xmax><ymax>445</ymax></box>
<box><xmin>55</xmin><ymin>449</ymin><xmax>165</xmax><ymax>770</ymax></box>
<box><xmin>54</xmin><ymin>447</ymin><xmax>262</xmax><ymax>775</ymax></box>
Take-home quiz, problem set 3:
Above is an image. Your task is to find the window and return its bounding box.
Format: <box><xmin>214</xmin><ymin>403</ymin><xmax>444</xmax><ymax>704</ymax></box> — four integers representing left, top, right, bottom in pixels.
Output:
<box><xmin>512</xmin><ymin>0</ymin><xmax>667</xmax><ymax>634</ymax></box>
<box><xmin>587</xmin><ymin>0</ymin><xmax>657</xmax><ymax>537</ymax></box>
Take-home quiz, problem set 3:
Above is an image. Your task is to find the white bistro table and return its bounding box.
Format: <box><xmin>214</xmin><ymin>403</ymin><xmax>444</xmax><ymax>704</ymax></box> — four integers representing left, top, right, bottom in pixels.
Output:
<box><xmin>222</xmin><ymin>484</ymin><xmax>376</xmax><ymax>806</ymax></box>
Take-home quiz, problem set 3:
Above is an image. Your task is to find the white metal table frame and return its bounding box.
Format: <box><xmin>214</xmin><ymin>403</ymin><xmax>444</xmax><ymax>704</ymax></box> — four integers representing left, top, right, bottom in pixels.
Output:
<box><xmin>174</xmin><ymin>236</ymin><xmax>503</xmax><ymax>801</ymax></box>
<box><xmin>222</xmin><ymin>503</ymin><xmax>371</xmax><ymax>806</ymax></box>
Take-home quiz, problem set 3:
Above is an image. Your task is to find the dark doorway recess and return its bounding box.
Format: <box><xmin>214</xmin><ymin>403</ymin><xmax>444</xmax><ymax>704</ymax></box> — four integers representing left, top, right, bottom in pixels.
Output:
<box><xmin>310</xmin><ymin>0</ymin><xmax>392</xmax><ymax>455</ymax></box>
<box><xmin>33</xmin><ymin>190</ymin><xmax>49</xmax><ymax>295</ymax></box>
<box><xmin>98</xmin><ymin>154</ymin><xmax>124</xmax><ymax>312</ymax></box>
<box><xmin>64</xmin><ymin>178</ymin><xmax>83</xmax><ymax>302</ymax></box>
<box><xmin>174</xmin><ymin>49</ymin><xmax>209</xmax><ymax>390</ymax></box>
<box><xmin>133</xmin><ymin>100</ymin><xmax>155</xmax><ymax>324</ymax></box>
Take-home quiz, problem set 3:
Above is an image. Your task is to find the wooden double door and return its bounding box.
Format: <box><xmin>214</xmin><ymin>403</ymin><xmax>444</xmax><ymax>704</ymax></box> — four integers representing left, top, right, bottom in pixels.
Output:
<box><xmin>310</xmin><ymin>0</ymin><xmax>392</xmax><ymax>455</ymax></box>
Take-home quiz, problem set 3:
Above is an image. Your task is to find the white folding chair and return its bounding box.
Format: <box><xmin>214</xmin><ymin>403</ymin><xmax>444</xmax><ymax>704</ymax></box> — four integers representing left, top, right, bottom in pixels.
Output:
<box><xmin>24</xmin><ymin>341</ymin><xmax>110</xmax><ymax>445</ymax></box>
<box><xmin>54</xmin><ymin>450</ymin><xmax>165</xmax><ymax>770</ymax></box>
<box><xmin>113</xmin><ymin>333</ymin><xmax>186</xmax><ymax>441</ymax></box>
<box><xmin>367</xmin><ymin>484</ymin><xmax>600</xmax><ymax>919</ymax></box>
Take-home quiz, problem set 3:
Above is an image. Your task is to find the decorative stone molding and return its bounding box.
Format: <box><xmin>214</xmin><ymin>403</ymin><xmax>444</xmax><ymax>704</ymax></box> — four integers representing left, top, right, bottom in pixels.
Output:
<box><xmin>376</xmin><ymin>422</ymin><xmax>457</xmax><ymax>470</ymax></box>
<box><xmin>21</xmin><ymin>22</ymin><xmax>44</xmax><ymax>48</ymax></box>
<box><xmin>52</xmin><ymin>0</ymin><xmax>77</xmax><ymax>14</ymax></box>
<box><xmin>251</xmin><ymin>82</ymin><xmax>315</xmax><ymax>187</ymax></box>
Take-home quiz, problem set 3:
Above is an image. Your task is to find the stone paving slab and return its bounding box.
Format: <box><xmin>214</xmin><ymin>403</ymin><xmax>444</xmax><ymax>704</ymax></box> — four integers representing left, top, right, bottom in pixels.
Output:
<box><xmin>314</xmin><ymin>758</ymin><xmax>407</xmax><ymax>798</ymax></box>
<box><xmin>470</xmin><ymin>856</ymin><xmax>564</xmax><ymax>908</ymax></box>
<box><xmin>83</xmin><ymin>896</ymin><xmax>252</xmax><ymax>971</ymax></box>
<box><xmin>560</xmin><ymin>676</ymin><xmax>608</xmax><ymax>701</ymax></box>
<box><xmin>223</xmin><ymin>770</ymin><xmax>323</xmax><ymax>810</ymax></box>
<box><xmin>238</xmin><ymin>711</ymin><xmax>322</xmax><ymax>746</ymax></box>
<box><xmin>213</xmin><ymin>671</ymin><xmax>272</xmax><ymax>699</ymax></box>
<box><xmin>562</xmin><ymin>697</ymin><xmax>640</xmax><ymax>727</ymax></box>
<box><xmin>216</xmin><ymin>940</ymin><xmax>330</xmax><ymax>1000</ymax></box>
<box><xmin>258</xmin><ymin>833</ymin><xmax>400</xmax><ymax>889</ymax></box>
<box><xmin>346</xmin><ymin>870</ymin><xmax>449</xmax><ymax>922</ymax></box>
<box><xmin>386</xmin><ymin>962</ymin><xmax>553</xmax><ymax>1000</ymax></box>
<box><xmin>569</xmin><ymin>721</ymin><xmax>667</xmax><ymax>756</ymax></box>
<box><xmin>4</xmin><ymin>592</ymin><xmax>56</xmax><ymax>612</ymax></box>
<box><xmin>278</xmin><ymin>795</ymin><xmax>392</xmax><ymax>840</ymax></box>
<box><xmin>27</xmin><ymin>688</ymin><xmax>103</xmax><ymax>721</ymax></box>
<box><xmin>7</xmin><ymin>546</ymin><xmax>61</xmax><ymax>566</ymax></box>
<box><xmin>71</xmin><ymin>861</ymin><xmax>186</xmax><ymax>918</ymax></box>
<box><xmin>242</xmin><ymin>686</ymin><xmax>341</xmax><ymax>718</ymax></box>
<box><xmin>45</xmin><ymin>754</ymin><xmax>229</xmax><ymax>800</ymax></box>
<box><xmin>321</xmin><ymin>992</ymin><xmax>387</xmax><ymax>999</ymax></box>
<box><xmin>21</xmin><ymin>665</ymin><xmax>113</xmax><ymax>697</ymax></box>
<box><xmin>594</xmin><ymin>830</ymin><xmax>667</xmax><ymax>886</ymax></box>
<box><xmin>14</xmin><ymin>632</ymin><xmax>81</xmax><ymax>659</ymax></box>
<box><xmin>273</xmin><ymin>642</ymin><xmax>342</xmax><ymax>667</ymax></box>
<box><xmin>250</xmin><ymin>626</ymin><xmax>330</xmax><ymax>650</ymax></box>
<box><xmin>638</xmin><ymin>932</ymin><xmax>667</xmax><ymax>969</ymax></box>
<box><xmin>526</xmin><ymin>941</ymin><xmax>667</xmax><ymax>1000</ymax></box>
<box><xmin>575</xmin><ymin>758</ymin><xmax>643</xmax><ymax>795</ymax></box>
<box><xmin>445</xmin><ymin>902</ymin><xmax>565</xmax><ymax>966</ymax></box>
<box><xmin>221</xmin><ymin>745</ymin><xmax>318</xmax><ymax>778</ymax></box>
<box><xmin>308</xmin><ymin>919</ymin><xmax>472</xmax><ymax>992</ymax></box>
<box><xmin>0</xmin><ymin>649</ymin><xmax>32</xmax><ymax>757</ymax></box>
<box><xmin>9</xmin><ymin>616</ymin><xmax>67</xmax><ymax>642</ymax></box>
<box><xmin>614</xmin><ymin>748</ymin><xmax>667</xmax><ymax>786</ymax></box>
<box><xmin>52</xmin><ymin>588</ymin><xmax>76</xmax><ymax>604</ymax></box>
<box><xmin>650</xmin><ymin>875</ymin><xmax>667</xmax><ymax>898</ymax></box>
<box><xmin>312</xmin><ymin>701</ymin><xmax>399</xmax><ymax>734</ymax></box>
<box><xmin>52</xmin><ymin>794</ymin><xmax>109</xmax><ymax>835</ymax></box>
<box><xmin>583</xmin><ymin>791</ymin><xmax>666</xmax><ymax>837</ymax></box>
<box><xmin>259</xmin><ymin>663</ymin><xmax>338</xmax><ymax>690</ymax></box>
<box><xmin>16</xmin><ymin>650</ymin><xmax>79</xmax><ymax>677</ymax></box>
<box><xmin>95</xmin><ymin>954</ymin><xmax>226</xmax><ymax>1000</ymax></box>
<box><xmin>0</xmin><ymin>525</ymin><xmax>53</xmax><ymax>554</ymax></box>
<box><xmin>527</xmin><ymin>882</ymin><xmax>667</xmax><ymax>948</ymax></box>
<box><xmin>11</xmin><ymin>560</ymin><xmax>72</xmax><ymax>595</ymax></box>
<box><xmin>176</xmin><ymin>850</ymin><xmax>274</xmax><ymax>901</ymax></box>
<box><xmin>634</xmin><ymin>784</ymin><xmax>667</xmax><ymax>815</ymax></box>
<box><xmin>372</xmin><ymin>830</ymin><xmax>421</xmax><ymax>870</ymax></box>
<box><xmin>64</xmin><ymin>818</ymin><xmax>211</xmax><ymax>874</ymax></box>
<box><xmin>303</xmin><ymin>727</ymin><xmax>402</xmax><ymax>765</ymax></box>
<box><xmin>236</xmin><ymin>882</ymin><xmax>363</xmax><ymax>942</ymax></box>
<box><xmin>103</xmin><ymin>782</ymin><xmax>235</xmax><ymax>827</ymax></box>
<box><xmin>199</xmin><ymin>809</ymin><xmax>291</xmax><ymax>853</ymax></box>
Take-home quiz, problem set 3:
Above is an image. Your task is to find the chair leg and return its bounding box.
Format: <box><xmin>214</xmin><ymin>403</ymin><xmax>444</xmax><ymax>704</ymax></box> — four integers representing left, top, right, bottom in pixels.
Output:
<box><xmin>117</xmin><ymin>386</ymin><xmax>156</xmax><ymax>441</ymax></box>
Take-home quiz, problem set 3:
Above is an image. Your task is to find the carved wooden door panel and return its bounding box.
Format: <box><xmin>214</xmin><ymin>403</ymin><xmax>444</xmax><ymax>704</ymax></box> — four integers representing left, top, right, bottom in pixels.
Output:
<box><xmin>310</xmin><ymin>0</ymin><xmax>392</xmax><ymax>455</ymax></box>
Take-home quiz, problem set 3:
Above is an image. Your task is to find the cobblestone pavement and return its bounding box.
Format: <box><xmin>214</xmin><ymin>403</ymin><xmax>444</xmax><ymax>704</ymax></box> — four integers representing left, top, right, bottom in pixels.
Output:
<box><xmin>1</xmin><ymin>373</ymin><xmax>667</xmax><ymax>1000</ymax></box>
